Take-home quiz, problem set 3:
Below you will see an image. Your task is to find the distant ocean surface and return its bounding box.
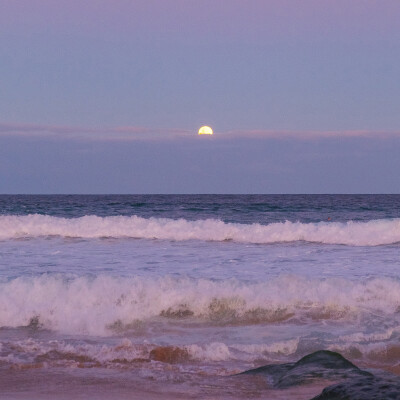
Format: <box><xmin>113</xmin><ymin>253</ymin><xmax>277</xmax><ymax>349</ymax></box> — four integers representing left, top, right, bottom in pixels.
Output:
<box><xmin>1</xmin><ymin>195</ymin><xmax>400</xmax><ymax>399</ymax></box>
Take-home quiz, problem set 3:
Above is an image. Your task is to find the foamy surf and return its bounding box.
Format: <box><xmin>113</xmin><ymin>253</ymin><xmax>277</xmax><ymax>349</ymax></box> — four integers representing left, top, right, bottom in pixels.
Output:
<box><xmin>1</xmin><ymin>275</ymin><xmax>400</xmax><ymax>335</ymax></box>
<box><xmin>0</xmin><ymin>337</ymin><xmax>301</xmax><ymax>367</ymax></box>
<box><xmin>1</xmin><ymin>214</ymin><xmax>400</xmax><ymax>245</ymax></box>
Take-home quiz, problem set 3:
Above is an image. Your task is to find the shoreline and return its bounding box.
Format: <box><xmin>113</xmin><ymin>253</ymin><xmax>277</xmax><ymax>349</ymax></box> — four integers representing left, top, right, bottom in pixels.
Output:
<box><xmin>2</xmin><ymin>352</ymin><xmax>400</xmax><ymax>400</ymax></box>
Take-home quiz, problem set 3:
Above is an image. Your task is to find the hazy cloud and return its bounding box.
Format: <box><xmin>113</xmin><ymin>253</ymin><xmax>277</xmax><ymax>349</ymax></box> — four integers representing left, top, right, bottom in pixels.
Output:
<box><xmin>222</xmin><ymin>129</ymin><xmax>400</xmax><ymax>140</ymax></box>
<box><xmin>0</xmin><ymin>122</ymin><xmax>191</xmax><ymax>141</ymax></box>
<box><xmin>1</xmin><ymin>122</ymin><xmax>399</xmax><ymax>143</ymax></box>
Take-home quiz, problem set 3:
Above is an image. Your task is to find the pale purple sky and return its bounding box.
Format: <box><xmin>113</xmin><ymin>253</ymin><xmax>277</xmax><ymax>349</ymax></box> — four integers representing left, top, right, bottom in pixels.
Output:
<box><xmin>0</xmin><ymin>0</ymin><xmax>399</xmax><ymax>193</ymax></box>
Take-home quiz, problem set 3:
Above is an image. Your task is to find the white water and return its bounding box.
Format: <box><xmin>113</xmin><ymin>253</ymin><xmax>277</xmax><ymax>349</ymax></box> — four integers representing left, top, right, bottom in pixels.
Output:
<box><xmin>1</xmin><ymin>208</ymin><xmax>400</xmax><ymax>393</ymax></box>
<box><xmin>1</xmin><ymin>214</ymin><xmax>400</xmax><ymax>245</ymax></box>
<box><xmin>1</xmin><ymin>274</ymin><xmax>400</xmax><ymax>336</ymax></box>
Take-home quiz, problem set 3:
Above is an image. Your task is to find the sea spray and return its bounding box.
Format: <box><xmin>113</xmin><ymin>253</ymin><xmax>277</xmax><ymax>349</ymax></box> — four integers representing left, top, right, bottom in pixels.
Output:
<box><xmin>2</xmin><ymin>275</ymin><xmax>400</xmax><ymax>335</ymax></box>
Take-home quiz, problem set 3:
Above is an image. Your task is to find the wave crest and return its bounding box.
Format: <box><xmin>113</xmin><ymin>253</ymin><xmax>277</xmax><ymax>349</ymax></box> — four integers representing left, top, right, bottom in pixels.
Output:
<box><xmin>1</xmin><ymin>214</ymin><xmax>400</xmax><ymax>245</ymax></box>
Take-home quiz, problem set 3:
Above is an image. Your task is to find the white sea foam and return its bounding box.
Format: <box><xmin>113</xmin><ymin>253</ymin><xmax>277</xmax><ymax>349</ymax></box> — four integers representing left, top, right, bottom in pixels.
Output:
<box><xmin>187</xmin><ymin>342</ymin><xmax>232</xmax><ymax>361</ymax></box>
<box><xmin>337</xmin><ymin>328</ymin><xmax>399</xmax><ymax>343</ymax></box>
<box><xmin>4</xmin><ymin>335</ymin><xmax>399</xmax><ymax>367</ymax></box>
<box><xmin>1</xmin><ymin>275</ymin><xmax>400</xmax><ymax>336</ymax></box>
<box><xmin>230</xmin><ymin>338</ymin><xmax>300</xmax><ymax>356</ymax></box>
<box><xmin>0</xmin><ymin>337</ymin><xmax>299</xmax><ymax>366</ymax></box>
<box><xmin>0</xmin><ymin>214</ymin><xmax>400</xmax><ymax>245</ymax></box>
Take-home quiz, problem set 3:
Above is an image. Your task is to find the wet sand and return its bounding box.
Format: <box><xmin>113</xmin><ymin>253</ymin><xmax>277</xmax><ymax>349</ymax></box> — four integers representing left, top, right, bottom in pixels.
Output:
<box><xmin>3</xmin><ymin>354</ymin><xmax>400</xmax><ymax>400</ymax></box>
<box><xmin>0</xmin><ymin>366</ymin><xmax>332</xmax><ymax>400</ymax></box>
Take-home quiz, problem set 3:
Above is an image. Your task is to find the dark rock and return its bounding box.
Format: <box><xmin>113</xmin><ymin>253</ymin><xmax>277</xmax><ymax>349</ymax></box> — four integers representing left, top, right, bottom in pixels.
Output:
<box><xmin>239</xmin><ymin>350</ymin><xmax>400</xmax><ymax>399</ymax></box>
<box><xmin>311</xmin><ymin>375</ymin><xmax>400</xmax><ymax>400</ymax></box>
<box><xmin>240</xmin><ymin>350</ymin><xmax>372</xmax><ymax>388</ymax></box>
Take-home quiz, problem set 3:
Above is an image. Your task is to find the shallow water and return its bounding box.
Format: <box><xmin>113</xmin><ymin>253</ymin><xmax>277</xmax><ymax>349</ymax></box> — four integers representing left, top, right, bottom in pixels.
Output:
<box><xmin>1</xmin><ymin>195</ymin><xmax>400</xmax><ymax>398</ymax></box>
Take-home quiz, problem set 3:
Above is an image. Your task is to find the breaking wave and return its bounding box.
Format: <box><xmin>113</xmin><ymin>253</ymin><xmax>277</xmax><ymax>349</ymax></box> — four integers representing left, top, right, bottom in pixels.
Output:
<box><xmin>0</xmin><ymin>214</ymin><xmax>400</xmax><ymax>245</ymax></box>
<box><xmin>1</xmin><ymin>275</ymin><xmax>400</xmax><ymax>336</ymax></box>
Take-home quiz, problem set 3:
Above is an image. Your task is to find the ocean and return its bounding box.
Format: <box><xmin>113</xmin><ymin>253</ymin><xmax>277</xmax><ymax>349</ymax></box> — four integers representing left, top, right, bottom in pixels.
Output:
<box><xmin>1</xmin><ymin>194</ymin><xmax>400</xmax><ymax>399</ymax></box>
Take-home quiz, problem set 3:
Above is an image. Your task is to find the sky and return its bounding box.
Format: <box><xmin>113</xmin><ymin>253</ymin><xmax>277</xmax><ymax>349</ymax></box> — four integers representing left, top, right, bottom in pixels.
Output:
<box><xmin>0</xmin><ymin>0</ymin><xmax>399</xmax><ymax>193</ymax></box>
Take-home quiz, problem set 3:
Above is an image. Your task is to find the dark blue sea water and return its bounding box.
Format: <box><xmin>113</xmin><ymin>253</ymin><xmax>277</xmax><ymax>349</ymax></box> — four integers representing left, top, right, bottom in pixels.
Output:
<box><xmin>1</xmin><ymin>194</ymin><xmax>400</xmax><ymax>222</ymax></box>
